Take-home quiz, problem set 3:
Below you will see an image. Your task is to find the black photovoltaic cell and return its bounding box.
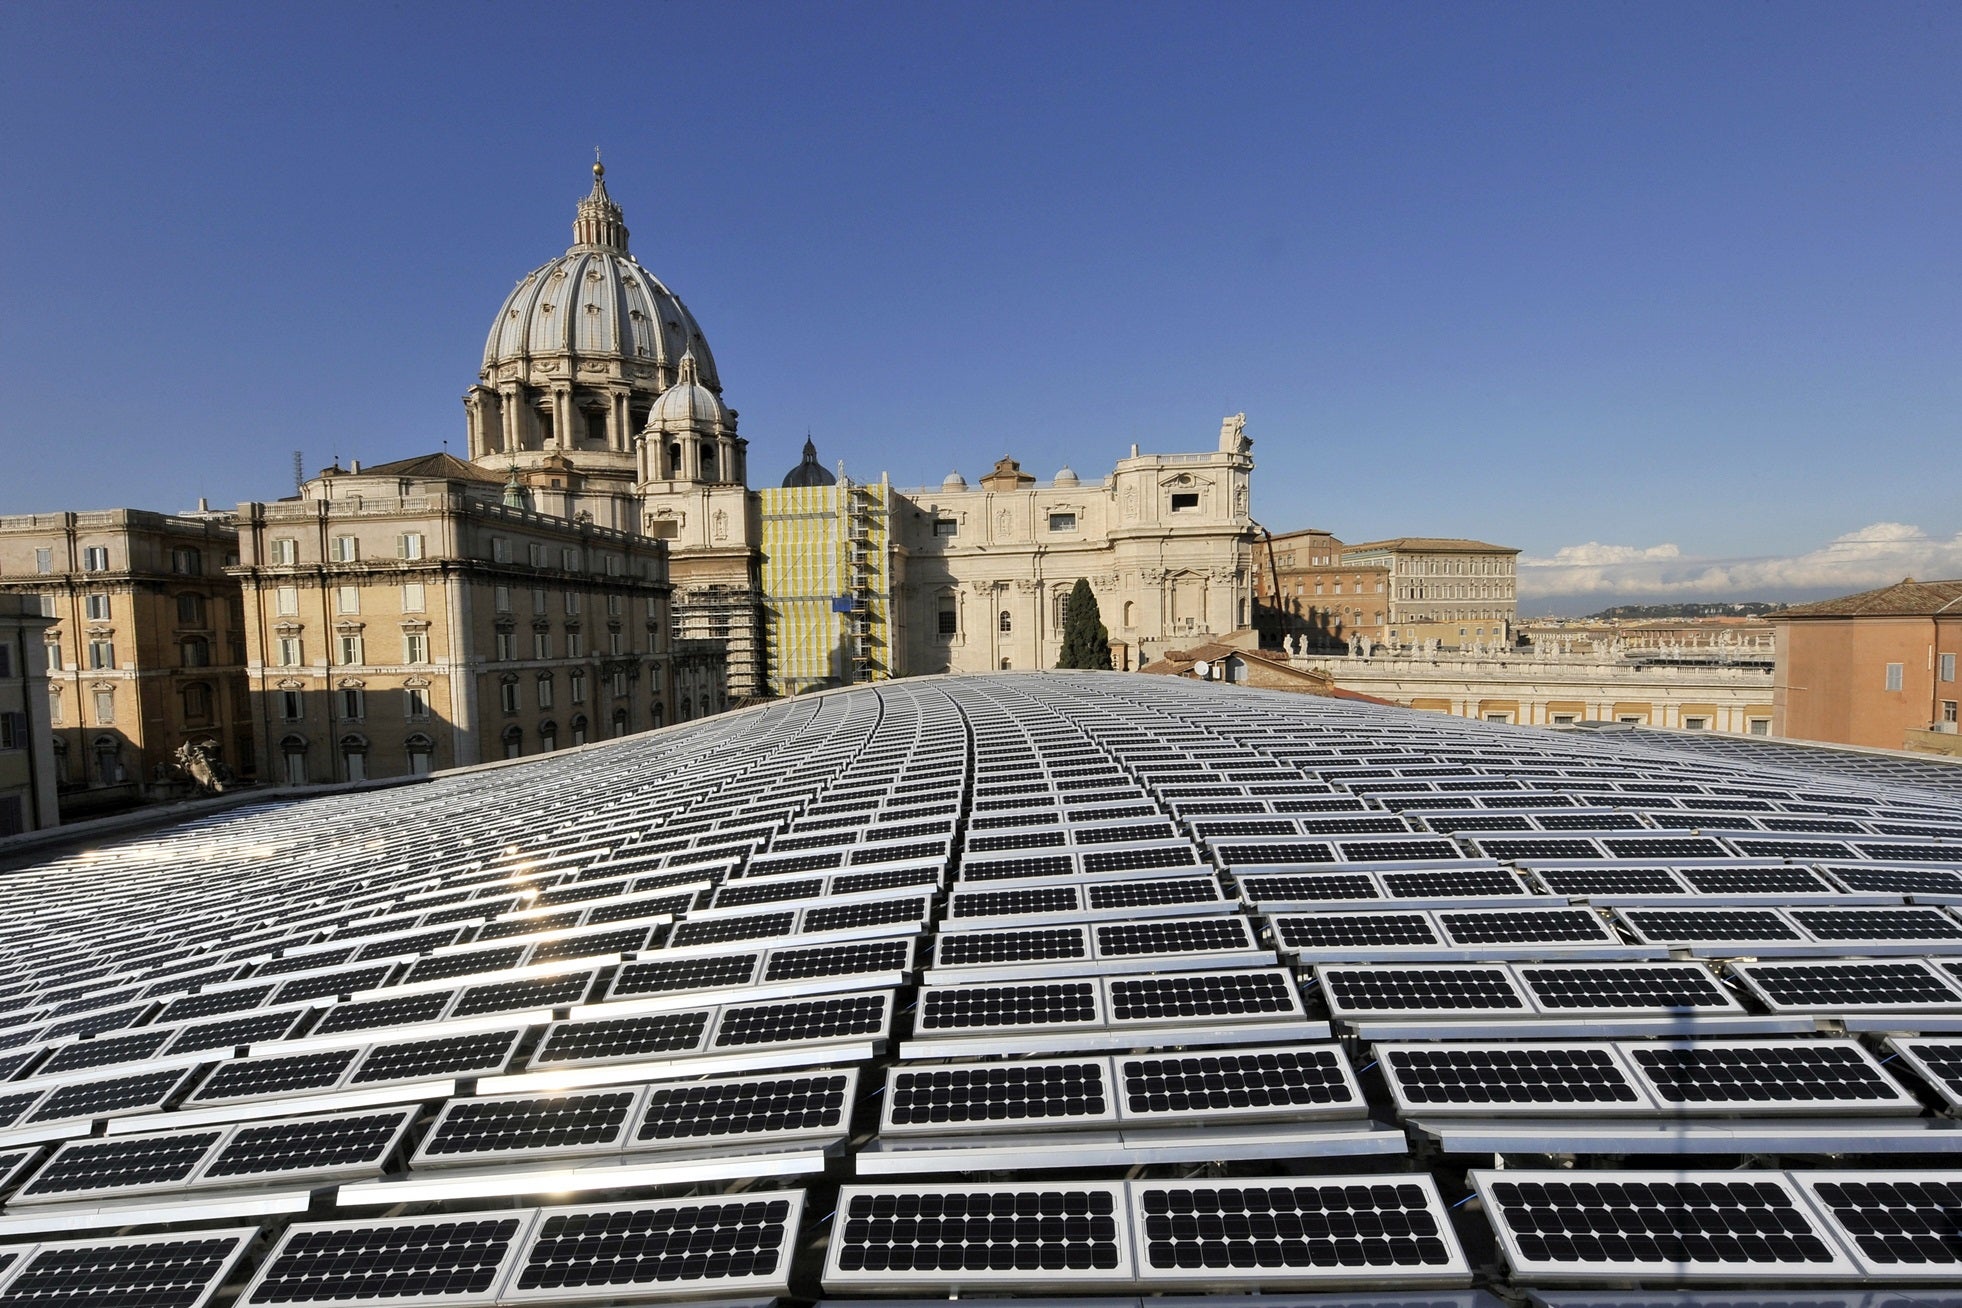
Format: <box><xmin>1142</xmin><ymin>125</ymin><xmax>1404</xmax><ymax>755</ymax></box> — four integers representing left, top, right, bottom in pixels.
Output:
<box><xmin>1383</xmin><ymin>1046</ymin><xmax>1641</xmax><ymax>1107</ymax></box>
<box><xmin>0</xmin><ymin>1089</ymin><xmax>44</xmax><ymax>1127</ymax></box>
<box><xmin>637</xmin><ymin>1071</ymin><xmax>850</xmax><ymax>1141</ymax></box>
<box><xmin>1095</xmin><ymin>917</ymin><xmax>1252</xmax><ymax>957</ymax></box>
<box><xmin>30</xmin><ymin>1066</ymin><xmax>191</xmax><ymax>1122</ymax></box>
<box><xmin>1217</xmin><ymin>842</ymin><xmax>1337</xmax><ymax>866</ymax></box>
<box><xmin>1239</xmin><ymin>874</ymin><xmax>1377</xmax><ymax>902</ymax></box>
<box><xmin>1108</xmin><ymin>970</ymin><xmax>1296</xmax><ymax>1021</ymax></box>
<box><xmin>272</xmin><ymin>963</ymin><xmax>395</xmax><ymax>1004</ymax></box>
<box><xmin>670</xmin><ymin>912</ymin><xmax>796</xmax><ymax>947</ymax></box>
<box><xmin>6</xmin><ymin>1232</ymin><xmax>249</xmax><ymax>1308</ymax></box>
<box><xmin>1791</xmin><ymin>908</ymin><xmax>1962</xmax><ymax>941</ymax></box>
<box><xmin>1085</xmin><ymin>878</ymin><xmax>1218</xmax><ymax>910</ymax></box>
<box><xmin>834</xmin><ymin>866</ymin><xmax>938</xmax><ymax>896</ymax></box>
<box><xmin>712</xmin><ymin>992</ymin><xmax>888</xmax><ymax>1046</ymax></box>
<box><xmin>1321</xmin><ymin>966</ymin><xmax>1527</xmax><ymax>1012</ymax></box>
<box><xmin>888</xmin><ymin>1062</ymin><xmax>1108</xmax><ymax>1127</ymax></box>
<box><xmin>530</xmin><ymin>925</ymin><xmax>655</xmax><ymax>963</ymax></box>
<box><xmin>1745</xmin><ymin>962</ymin><xmax>1962</xmax><ymax>1008</ymax></box>
<box><xmin>1603</xmin><ymin>836</ymin><xmax>1730</xmax><ymax>859</ymax></box>
<box><xmin>1621</xmin><ymin>909</ymin><xmax>1803</xmax><ymax>942</ymax></box>
<box><xmin>960</xmin><ymin>856</ymin><xmax>1073</xmax><ymax>882</ymax></box>
<box><xmin>834</xmin><ymin>1188</ymin><xmax>1122</xmax><ymax>1273</ymax></box>
<box><xmin>21</xmin><ymin>1130</ymin><xmax>222</xmax><ymax>1196</ymax></box>
<box><xmin>1520</xmin><ymin>964</ymin><xmax>1732</xmax><ymax>1010</ymax></box>
<box><xmin>1083</xmin><ymin>846</ymin><xmax>1200</xmax><ymax>873</ymax></box>
<box><xmin>1137</xmin><ymin>1180</ymin><xmax>1455</xmax><ymax>1273</ymax></box>
<box><xmin>480</xmin><ymin>911</ymin><xmax>582</xmax><ymax>941</ymax></box>
<box><xmin>1629</xmin><ymin>1043</ymin><xmax>1904</xmax><ymax>1106</ymax></box>
<box><xmin>587</xmin><ymin>893</ymin><xmax>693</xmax><ymax>924</ymax></box>
<box><xmin>207</xmin><ymin>1108</ymin><xmax>411</xmax><ymax>1178</ymax></box>
<box><xmin>40</xmin><ymin>1029</ymin><xmax>172</xmax><ymax>1074</ymax></box>
<box><xmin>352</xmin><ymin>1029</ymin><xmax>517</xmax><ymax>1083</ymax></box>
<box><xmin>422</xmin><ymin>1090</ymin><xmax>636</xmax><ymax>1158</ymax></box>
<box><xmin>1275</xmin><ymin>914</ymin><xmax>1438</xmax><ymax>949</ymax></box>
<box><xmin>1381</xmin><ymin>868</ymin><xmax>1527</xmax><ymax>897</ymax></box>
<box><xmin>920</xmin><ymin>981</ymin><xmax>1099</xmax><ymax>1030</ymax></box>
<box><xmin>1534</xmin><ymin>868</ymin><xmax>1686</xmax><ymax>896</ymax></box>
<box><xmin>951</xmin><ymin>887</ymin><xmax>1077</xmax><ymax>918</ymax></box>
<box><xmin>1832</xmin><ymin>867</ymin><xmax>1962</xmax><ymax>895</ymax></box>
<box><xmin>453</xmin><ymin>970</ymin><xmax>595</xmax><ymax>1017</ymax></box>
<box><xmin>613</xmin><ymin>953</ymin><xmax>759</xmax><ymax>998</ymax></box>
<box><xmin>534</xmin><ymin>1011</ymin><xmax>711</xmax><ymax>1065</ymax></box>
<box><xmin>1483</xmin><ymin>1175</ymin><xmax>1841</xmax><ymax>1270</ymax></box>
<box><xmin>257</xmin><ymin>946</ymin><xmax>357</xmax><ymax>976</ymax></box>
<box><xmin>194</xmin><ymin>1048</ymin><xmax>359</xmax><ymax>1102</ymax></box>
<box><xmin>1438</xmin><ymin>909</ymin><xmax>1610</xmax><ymax>943</ymax></box>
<box><xmin>1677</xmin><ymin>867</ymin><xmax>1835</xmax><ymax>895</ymax></box>
<box><xmin>1808</xmin><ymin>1176</ymin><xmax>1962</xmax><ymax>1268</ymax></box>
<box><xmin>764</xmin><ymin>938</ymin><xmax>912</xmax><ymax>981</ymax></box>
<box><xmin>716</xmin><ymin>877</ymin><xmax>825</xmax><ymax>908</ymax></box>
<box><xmin>1121</xmin><ymin>1048</ymin><xmax>1354</xmax><ymax>1114</ymax></box>
<box><xmin>243</xmin><ymin>1216</ymin><xmax>523</xmax><ymax>1304</ymax></box>
<box><xmin>155</xmin><ymin>985</ymin><xmax>274</xmax><ymax>1024</ymax></box>
<box><xmin>938</xmin><ymin>929</ymin><xmax>1087</xmax><ymax>966</ymax></box>
<box><xmin>312</xmin><ymin>989</ymin><xmax>454</xmax><ymax>1035</ymax></box>
<box><xmin>513</xmin><ymin>1196</ymin><xmax>794</xmax><ymax>1293</ymax></box>
<box><xmin>404</xmin><ymin>946</ymin><xmax>528</xmax><ymax>984</ymax></box>
<box><xmin>803</xmin><ymin>896</ymin><xmax>927</xmax><ymax>933</ymax></box>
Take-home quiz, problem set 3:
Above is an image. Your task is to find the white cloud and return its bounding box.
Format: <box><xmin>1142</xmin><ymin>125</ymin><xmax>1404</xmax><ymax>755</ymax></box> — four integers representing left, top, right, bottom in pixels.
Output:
<box><xmin>1518</xmin><ymin>522</ymin><xmax>1962</xmax><ymax>600</ymax></box>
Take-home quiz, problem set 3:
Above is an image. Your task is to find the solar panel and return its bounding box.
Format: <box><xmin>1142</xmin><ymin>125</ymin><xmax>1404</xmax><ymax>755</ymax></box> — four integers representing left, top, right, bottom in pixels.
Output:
<box><xmin>417</xmin><ymin>1088</ymin><xmax>638</xmax><ymax>1164</ymax></box>
<box><xmin>1318</xmin><ymin>964</ymin><xmax>1530</xmax><ymax>1019</ymax></box>
<box><xmin>1624</xmin><ymin>1040</ymin><xmax>1917</xmax><ymax>1115</ymax></box>
<box><xmin>1516</xmin><ymin>963</ymin><xmax>1742</xmax><ymax>1015</ymax></box>
<box><xmin>193</xmin><ymin>1047</ymin><xmax>361</xmax><ymax>1103</ymax></box>
<box><xmin>1107</xmin><ymin>968</ymin><xmax>1303</xmax><ymax>1024</ymax></box>
<box><xmin>1271</xmin><ymin>912</ymin><xmax>1440</xmax><ymax>951</ymax></box>
<box><xmin>1619</xmin><ymin>908</ymin><xmax>1804</xmax><ymax>945</ymax></box>
<box><xmin>1474</xmin><ymin>1170</ymin><xmax>1858</xmax><ymax>1282</ymax></box>
<box><xmin>30</xmin><ymin>1065</ymin><xmax>197</xmax><ymax>1123</ymax></box>
<box><xmin>1880</xmin><ymin>1039</ymin><xmax>1962</xmax><ymax>1109</ymax></box>
<box><xmin>934</xmin><ymin>927</ymin><xmax>1090</xmax><ymax>968</ymax></box>
<box><xmin>530</xmin><ymin>1010</ymin><xmax>713</xmax><ymax>1068</ymax></box>
<box><xmin>918</xmin><ymin>980</ymin><xmax>1102</xmax><ymax>1034</ymax></box>
<box><xmin>1116</xmin><ymin>1045</ymin><xmax>1361</xmax><ymax>1122</ymax></box>
<box><xmin>17</xmin><ymin>1128</ymin><xmax>223</xmax><ymax>1200</ymax></box>
<box><xmin>634</xmin><ymin>1069</ymin><xmax>855</xmax><ymax>1147</ymax></box>
<box><xmin>200</xmin><ymin>1106</ymin><xmax>416</xmax><ymax>1183</ymax></box>
<box><xmin>1733</xmin><ymin>960</ymin><xmax>1962</xmax><ymax>1012</ymax></box>
<box><xmin>883</xmin><ymin>1059</ymin><xmax>1115</xmax><ymax>1134</ymax></box>
<box><xmin>1376</xmin><ymin>1041</ymin><xmax>1650</xmax><ymax>1116</ymax></box>
<box><xmin>237</xmin><ymin>1213</ymin><xmax>530</xmax><ymax>1306</ymax></box>
<box><xmin>503</xmin><ymin>1192</ymin><xmax>803</xmax><ymax>1301</ymax></box>
<box><xmin>1</xmin><ymin>1228</ymin><xmax>257</xmax><ymax>1308</ymax></box>
<box><xmin>352</xmin><ymin>1028</ymin><xmax>521</xmax><ymax>1083</ymax></box>
<box><xmin>1437</xmin><ymin>908</ymin><xmax>1614</xmax><ymax>945</ymax></box>
<box><xmin>825</xmin><ymin>1183</ymin><xmax>1132</xmax><ymax>1290</ymax></box>
<box><xmin>1788</xmin><ymin>1170</ymin><xmax>1962</xmax><ymax>1278</ymax></box>
<box><xmin>710</xmin><ymin>991</ymin><xmax>892</xmax><ymax>1048</ymax></box>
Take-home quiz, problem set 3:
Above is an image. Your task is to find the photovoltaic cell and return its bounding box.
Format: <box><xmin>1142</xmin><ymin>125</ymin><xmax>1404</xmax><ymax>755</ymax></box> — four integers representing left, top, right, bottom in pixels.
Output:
<box><xmin>1133</xmin><ymin>1177</ymin><xmax>1464</xmax><ymax>1284</ymax></box>
<box><xmin>239</xmin><ymin>1214</ymin><xmax>526</xmax><ymax>1305</ymax></box>
<box><xmin>507</xmin><ymin>1193</ymin><xmax>801</xmax><ymax>1300</ymax></box>
<box><xmin>419</xmin><ymin>1089</ymin><xmax>637</xmax><ymax>1161</ymax></box>
<box><xmin>4</xmin><ymin>1229</ymin><xmax>255</xmax><ymax>1308</ymax></box>
<box><xmin>885</xmin><ymin>1060</ymin><xmax>1111</xmax><ymax>1131</ymax></box>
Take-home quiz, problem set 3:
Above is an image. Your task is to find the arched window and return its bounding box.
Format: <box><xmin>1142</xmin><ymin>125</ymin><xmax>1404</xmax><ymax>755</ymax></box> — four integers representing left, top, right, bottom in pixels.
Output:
<box><xmin>539</xmin><ymin>720</ymin><xmax>558</xmax><ymax>751</ymax></box>
<box><xmin>699</xmin><ymin>442</ymin><xmax>717</xmax><ymax>481</ymax></box>
<box><xmin>651</xmin><ymin>702</ymin><xmax>664</xmax><ymax>729</ymax></box>
<box><xmin>570</xmin><ymin>714</ymin><xmax>589</xmax><ymax>745</ymax></box>
<box><xmin>339</xmin><ymin>733</ymin><xmax>368</xmax><ymax>783</ymax></box>
<box><xmin>1122</xmin><ymin>601</ymin><xmax>1135</xmax><ymax>628</ymax></box>
<box><xmin>279</xmin><ymin>734</ymin><xmax>308</xmax><ymax>787</ymax></box>
<box><xmin>404</xmin><ymin>733</ymin><xmax>434</xmax><ymax>776</ymax></box>
<box><xmin>698</xmin><ymin>695</ymin><xmax>712</xmax><ymax>719</ymax></box>
<box><xmin>666</xmin><ymin>443</ymin><xmax>681</xmax><ymax>479</ymax></box>
<box><xmin>998</xmin><ymin>611</ymin><xmax>1011</xmax><ymax>633</ymax></box>
<box><xmin>501</xmin><ymin>725</ymin><xmax>523</xmax><ymax>759</ymax></box>
<box><xmin>612</xmin><ymin>708</ymin><xmax>629</xmax><ymax>737</ymax></box>
<box><xmin>92</xmin><ymin>735</ymin><xmax>123</xmax><ymax>785</ymax></box>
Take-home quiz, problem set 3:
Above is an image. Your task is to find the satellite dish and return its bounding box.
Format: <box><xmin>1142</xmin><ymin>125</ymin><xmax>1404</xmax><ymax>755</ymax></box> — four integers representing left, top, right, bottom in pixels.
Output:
<box><xmin>1192</xmin><ymin>660</ymin><xmax>1212</xmax><ymax>680</ymax></box>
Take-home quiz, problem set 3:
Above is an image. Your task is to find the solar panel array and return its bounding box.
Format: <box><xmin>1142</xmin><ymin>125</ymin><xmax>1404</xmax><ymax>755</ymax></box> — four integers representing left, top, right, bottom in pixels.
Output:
<box><xmin>0</xmin><ymin>671</ymin><xmax>1960</xmax><ymax>1306</ymax></box>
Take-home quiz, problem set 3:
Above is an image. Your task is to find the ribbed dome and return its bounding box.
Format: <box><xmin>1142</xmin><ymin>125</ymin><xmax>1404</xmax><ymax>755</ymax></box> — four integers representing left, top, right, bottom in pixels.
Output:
<box><xmin>647</xmin><ymin>353</ymin><xmax>731</xmax><ymax>432</ymax></box>
<box><xmin>941</xmin><ymin>471</ymin><xmax>969</xmax><ymax>491</ymax></box>
<box><xmin>782</xmin><ymin>438</ymin><xmax>837</xmax><ymax>488</ymax></box>
<box><xmin>1053</xmin><ymin>466</ymin><xmax>1080</xmax><ymax>487</ymax></box>
<box><xmin>482</xmin><ymin>164</ymin><xmax>721</xmax><ymax>390</ymax></box>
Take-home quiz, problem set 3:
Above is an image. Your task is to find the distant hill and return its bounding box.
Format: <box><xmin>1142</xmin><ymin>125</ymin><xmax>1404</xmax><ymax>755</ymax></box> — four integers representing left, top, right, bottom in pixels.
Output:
<box><xmin>1583</xmin><ymin>601</ymin><xmax>1790</xmax><ymax>620</ymax></box>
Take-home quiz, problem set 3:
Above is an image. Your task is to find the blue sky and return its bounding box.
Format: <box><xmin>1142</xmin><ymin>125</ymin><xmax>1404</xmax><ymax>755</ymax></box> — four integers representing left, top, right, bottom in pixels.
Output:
<box><xmin>3</xmin><ymin>2</ymin><xmax>1957</xmax><ymax>612</ymax></box>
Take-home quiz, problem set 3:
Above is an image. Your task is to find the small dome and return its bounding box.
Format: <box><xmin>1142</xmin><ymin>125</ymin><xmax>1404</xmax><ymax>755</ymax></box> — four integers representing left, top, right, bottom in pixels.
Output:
<box><xmin>941</xmin><ymin>471</ymin><xmax>969</xmax><ymax>491</ymax></box>
<box><xmin>782</xmin><ymin>438</ymin><xmax>837</xmax><ymax>488</ymax></box>
<box><xmin>646</xmin><ymin>353</ymin><xmax>730</xmax><ymax>433</ymax></box>
<box><xmin>1053</xmin><ymin>466</ymin><xmax>1079</xmax><ymax>487</ymax></box>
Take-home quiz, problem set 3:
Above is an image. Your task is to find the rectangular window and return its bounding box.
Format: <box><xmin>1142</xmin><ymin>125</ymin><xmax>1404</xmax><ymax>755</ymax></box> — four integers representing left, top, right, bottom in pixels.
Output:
<box><xmin>0</xmin><ymin>646</ymin><xmax>11</xmax><ymax>678</ymax></box>
<box><xmin>570</xmin><ymin>670</ymin><xmax>586</xmax><ymax>703</ymax></box>
<box><xmin>500</xmin><ymin>680</ymin><xmax>520</xmax><ymax>713</ymax></box>
<box><xmin>1944</xmin><ymin>700</ymin><xmax>1958</xmax><ymax>724</ymax></box>
<box><xmin>566</xmin><ymin>630</ymin><xmax>583</xmax><ymax>658</ymax></box>
<box><xmin>495</xmin><ymin>631</ymin><xmax>514</xmax><ymax>661</ymax></box>
<box><xmin>336</xmin><ymin>633</ymin><xmax>362</xmax><ymax>665</ymax></box>
<box><xmin>87</xmin><ymin>640</ymin><xmax>115</xmax><ymax>670</ymax></box>
<box><xmin>494</xmin><ymin>585</ymin><xmax>511</xmax><ymax>613</ymax></box>
<box><xmin>1942</xmin><ymin>653</ymin><xmax>1956</xmax><ymax>683</ymax></box>
<box><xmin>405</xmin><ymin>631</ymin><xmax>428</xmax><ymax>664</ymax></box>
<box><xmin>606</xmin><ymin>594</ymin><xmax>622</xmax><ymax>617</ymax></box>
<box><xmin>1749</xmin><ymin>718</ymin><xmax>1771</xmax><ymax>736</ymax></box>
<box><xmin>176</xmin><ymin>593</ymin><xmax>204</xmax><ymax>625</ymax></box>
<box><xmin>93</xmin><ymin>690</ymin><xmax>115</xmax><ymax>723</ymax></box>
<box><xmin>330</xmin><ymin>536</ymin><xmax>358</xmax><ymax>563</ymax></box>
<box><xmin>936</xmin><ymin>595</ymin><xmax>957</xmax><ymax>636</ymax></box>
<box><xmin>612</xmin><ymin>669</ymin><xmax>628</xmax><ymax>697</ymax></box>
<box><xmin>649</xmin><ymin>519</ymin><xmax>679</xmax><ymax>540</ymax></box>
<box><xmin>170</xmin><ymin>547</ymin><xmax>202</xmax><ymax>575</ymax></box>
<box><xmin>608</xmin><ymin>630</ymin><xmax>623</xmax><ymax>655</ymax></box>
<box><xmin>561</xmin><ymin>547</ymin><xmax>578</xmax><ymax>571</ymax></box>
<box><xmin>0</xmin><ymin>711</ymin><xmax>23</xmax><ymax>751</ymax></box>
<box><xmin>564</xmin><ymin>591</ymin><xmax>580</xmax><ymax>615</ymax></box>
<box><xmin>276</xmin><ymin>636</ymin><xmax>302</xmax><ymax>666</ymax></box>
<box><xmin>532</xmin><ymin>586</ymin><xmax>547</xmax><ymax>615</ymax></box>
<box><xmin>34</xmin><ymin>548</ymin><xmax>53</xmax><ymax>574</ymax></box>
<box><xmin>533</xmin><ymin>630</ymin><xmax>551</xmax><ymax>659</ymax></box>
<box><xmin>84</xmin><ymin>594</ymin><xmax>110</xmax><ymax>620</ymax></box>
<box><xmin>1170</xmin><ymin>492</ymin><xmax>1199</xmax><ymax>512</ymax></box>
<box><xmin>402</xmin><ymin>582</ymin><xmax>426</xmax><ymax>612</ymax></box>
<box><xmin>1047</xmin><ymin>512</ymin><xmax>1076</xmax><ymax>533</ymax></box>
<box><xmin>537</xmin><ymin>678</ymin><xmax>554</xmax><ymax>709</ymax></box>
<box><xmin>492</xmin><ymin>537</ymin><xmax>511</xmax><ymax>563</ymax></box>
<box><xmin>281</xmin><ymin>689</ymin><xmax>303</xmax><ymax>721</ymax></box>
<box><xmin>335</xmin><ymin>585</ymin><xmax>359</xmax><ymax>615</ymax></box>
<box><xmin>340</xmin><ymin>687</ymin><xmax>364</xmax><ymax>719</ymax></box>
<box><xmin>932</xmin><ymin>518</ymin><xmax>958</xmax><ymax>538</ymax></box>
<box><xmin>82</xmin><ymin>546</ymin><xmax>109</xmax><ymax>571</ymax></box>
<box><xmin>604</xmin><ymin>555</ymin><xmax>621</xmax><ymax>577</ymax></box>
<box><xmin>269</xmin><ymin>538</ymin><xmax>297</xmax><ymax>565</ymax></box>
<box><xmin>1886</xmin><ymin>662</ymin><xmax>1905</xmax><ymax>692</ymax></box>
<box><xmin>396</xmin><ymin>532</ymin><xmax>424</xmax><ymax>560</ymax></box>
<box><xmin>528</xmin><ymin>543</ymin><xmax>546</xmax><ymax>567</ymax></box>
<box><xmin>405</xmin><ymin>686</ymin><xmax>429</xmax><ymax>719</ymax></box>
<box><xmin>48</xmin><ymin>690</ymin><xmax>62</xmax><ymax>722</ymax></box>
<box><xmin>1683</xmin><ymin>716</ymin><xmax>1709</xmax><ymax>730</ymax></box>
<box><xmin>275</xmin><ymin>585</ymin><xmax>299</xmax><ymax>616</ymax></box>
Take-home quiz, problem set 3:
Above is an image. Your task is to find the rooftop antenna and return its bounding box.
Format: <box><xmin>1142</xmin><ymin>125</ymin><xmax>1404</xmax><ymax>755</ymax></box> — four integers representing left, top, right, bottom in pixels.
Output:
<box><xmin>292</xmin><ymin>450</ymin><xmax>303</xmax><ymax>496</ymax></box>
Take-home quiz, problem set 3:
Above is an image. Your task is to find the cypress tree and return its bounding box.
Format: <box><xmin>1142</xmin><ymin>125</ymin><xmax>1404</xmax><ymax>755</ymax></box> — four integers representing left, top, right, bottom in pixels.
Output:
<box><xmin>1056</xmin><ymin>578</ymin><xmax>1112</xmax><ymax>670</ymax></box>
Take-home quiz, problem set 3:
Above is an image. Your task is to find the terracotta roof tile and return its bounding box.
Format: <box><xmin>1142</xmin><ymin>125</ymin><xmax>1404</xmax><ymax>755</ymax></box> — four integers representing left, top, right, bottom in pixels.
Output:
<box><xmin>1778</xmin><ymin>578</ymin><xmax>1962</xmax><ymax>618</ymax></box>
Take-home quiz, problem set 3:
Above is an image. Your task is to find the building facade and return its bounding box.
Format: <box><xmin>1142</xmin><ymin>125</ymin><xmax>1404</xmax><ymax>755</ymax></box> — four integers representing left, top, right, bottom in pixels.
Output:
<box><xmin>1340</xmin><ymin>536</ymin><xmax>1520</xmax><ymax>648</ymax></box>
<box><xmin>1254</xmin><ymin>528</ymin><xmax>1391</xmax><ymax>650</ymax></box>
<box><xmin>1773</xmin><ymin>578</ymin><xmax>1962</xmax><ymax>753</ymax></box>
<box><xmin>0</xmin><ymin>595</ymin><xmax>59</xmax><ymax>835</ymax></box>
<box><xmin>0</xmin><ymin>508</ymin><xmax>253</xmax><ymax>817</ymax></box>
<box><xmin>232</xmin><ymin>453</ymin><xmax>695</xmax><ymax>785</ymax></box>
<box><xmin>759</xmin><ymin>445</ymin><xmax>896</xmax><ymax>697</ymax></box>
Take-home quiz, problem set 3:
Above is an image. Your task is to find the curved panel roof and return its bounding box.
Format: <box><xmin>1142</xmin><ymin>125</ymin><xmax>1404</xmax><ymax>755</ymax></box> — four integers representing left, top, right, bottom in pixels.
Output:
<box><xmin>1</xmin><ymin>673</ymin><xmax>1961</xmax><ymax>1302</ymax></box>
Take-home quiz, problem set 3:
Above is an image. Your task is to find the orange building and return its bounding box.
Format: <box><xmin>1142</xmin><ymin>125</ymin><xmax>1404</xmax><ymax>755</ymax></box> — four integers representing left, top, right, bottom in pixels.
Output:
<box><xmin>1772</xmin><ymin>578</ymin><xmax>1962</xmax><ymax>753</ymax></box>
<box><xmin>1253</xmin><ymin>528</ymin><xmax>1390</xmax><ymax>650</ymax></box>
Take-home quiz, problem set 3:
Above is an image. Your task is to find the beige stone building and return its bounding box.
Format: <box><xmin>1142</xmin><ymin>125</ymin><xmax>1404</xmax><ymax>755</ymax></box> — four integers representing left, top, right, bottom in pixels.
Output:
<box><xmin>0</xmin><ymin>595</ymin><xmax>59</xmax><ymax>834</ymax></box>
<box><xmin>893</xmin><ymin>419</ymin><xmax>1257</xmax><ymax>675</ymax></box>
<box><xmin>1773</xmin><ymin>578</ymin><xmax>1962</xmax><ymax>754</ymax></box>
<box><xmin>1254</xmin><ymin>528</ymin><xmax>1391</xmax><ymax>650</ymax></box>
<box><xmin>1341</xmin><ymin>536</ymin><xmax>1520</xmax><ymax>648</ymax></box>
<box><xmin>232</xmin><ymin>453</ymin><xmax>700</xmax><ymax>784</ymax></box>
<box><xmin>0</xmin><ymin>508</ymin><xmax>253</xmax><ymax>817</ymax></box>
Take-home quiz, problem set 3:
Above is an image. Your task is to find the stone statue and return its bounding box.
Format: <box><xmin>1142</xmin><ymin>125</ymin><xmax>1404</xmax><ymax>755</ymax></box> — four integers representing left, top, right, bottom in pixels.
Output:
<box><xmin>170</xmin><ymin>740</ymin><xmax>235</xmax><ymax>795</ymax></box>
